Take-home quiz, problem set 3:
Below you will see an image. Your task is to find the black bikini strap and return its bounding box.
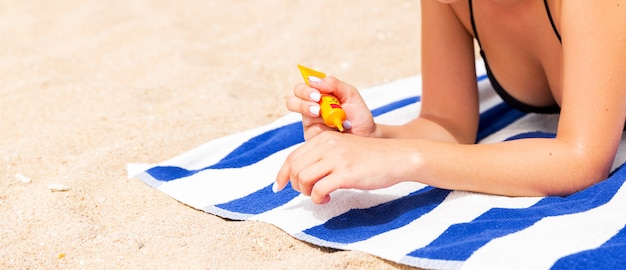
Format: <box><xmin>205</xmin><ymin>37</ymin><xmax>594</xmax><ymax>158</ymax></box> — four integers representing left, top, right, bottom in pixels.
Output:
<box><xmin>472</xmin><ymin>0</ymin><xmax>560</xmax><ymax>44</ymax></box>
<box><xmin>468</xmin><ymin>0</ymin><xmax>482</xmax><ymax>46</ymax></box>
<box><xmin>543</xmin><ymin>0</ymin><xmax>562</xmax><ymax>43</ymax></box>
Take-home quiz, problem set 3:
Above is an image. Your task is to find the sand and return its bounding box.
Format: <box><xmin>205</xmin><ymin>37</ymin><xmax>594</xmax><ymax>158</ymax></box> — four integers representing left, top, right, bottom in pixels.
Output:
<box><xmin>0</xmin><ymin>1</ymin><xmax>422</xmax><ymax>268</ymax></box>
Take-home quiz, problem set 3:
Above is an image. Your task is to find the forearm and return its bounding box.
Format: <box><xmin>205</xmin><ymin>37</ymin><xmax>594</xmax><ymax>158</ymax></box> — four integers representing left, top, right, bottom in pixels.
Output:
<box><xmin>375</xmin><ymin>116</ymin><xmax>477</xmax><ymax>144</ymax></box>
<box><xmin>396</xmin><ymin>137</ymin><xmax>611</xmax><ymax>197</ymax></box>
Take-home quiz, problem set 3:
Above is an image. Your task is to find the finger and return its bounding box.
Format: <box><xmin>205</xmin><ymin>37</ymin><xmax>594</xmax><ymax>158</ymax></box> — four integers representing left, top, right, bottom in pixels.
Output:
<box><xmin>309</xmin><ymin>76</ymin><xmax>352</xmax><ymax>100</ymax></box>
<box><xmin>294</xmin><ymin>161</ymin><xmax>330</xmax><ymax>197</ymax></box>
<box><xmin>286</xmin><ymin>96</ymin><xmax>320</xmax><ymax>117</ymax></box>
<box><xmin>275</xmin><ymin>157</ymin><xmax>292</xmax><ymax>193</ymax></box>
<box><xmin>310</xmin><ymin>174</ymin><xmax>340</xmax><ymax>204</ymax></box>
<box><xmin>276</xmin><ymin>138</ymin><xmax>320</xmax><ymax>193</ymax></box>
<box><xmin>294</xmin><ymin>82</ymin><xmax>322</xmax><ymax>102</ymax></box>
<box><xmin>302</xmin><ymin>123</ymin><xmax>328</xmax><ymax>141</ymax></box>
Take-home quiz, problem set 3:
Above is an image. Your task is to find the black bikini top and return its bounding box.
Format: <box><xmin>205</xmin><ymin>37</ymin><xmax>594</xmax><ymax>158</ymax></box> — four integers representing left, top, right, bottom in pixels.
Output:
<box><xmin>469</xmin><ymin>0</ymin><xmax>562</xmax><ymax>114</ymax></box>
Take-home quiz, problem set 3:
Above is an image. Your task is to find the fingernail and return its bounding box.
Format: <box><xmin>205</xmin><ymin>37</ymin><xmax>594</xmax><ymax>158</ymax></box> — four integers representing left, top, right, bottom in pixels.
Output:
<box><xmin>272</xmin><ymin>182</ymin><xmax>279</xmax><ymax>193</ymax></box>
<box><xmin>309</xmin><ymin>105</ymin><xmax>320</xmax><ymax>116</ymax></box>
<box><xmin>309</xmin><ymin>92</ymin><xmax>321</xmax><ymax>102</ymax></box>
<box><xmin>308</xmin><ymin>76</ymin><xmax>322</xmax><ymax>83</ymax></box>
<box><xmin>342</xmin><ymin>120</ymin><xmax>352</xmax><ymax>130</ymax></box>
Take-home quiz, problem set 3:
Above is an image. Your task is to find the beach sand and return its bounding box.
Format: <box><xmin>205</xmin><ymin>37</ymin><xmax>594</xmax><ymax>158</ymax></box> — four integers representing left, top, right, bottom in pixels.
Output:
<box><xmin>0</xmin><ymin>1</ymin><xmax>422</xmax><ymax>268</ymax></box>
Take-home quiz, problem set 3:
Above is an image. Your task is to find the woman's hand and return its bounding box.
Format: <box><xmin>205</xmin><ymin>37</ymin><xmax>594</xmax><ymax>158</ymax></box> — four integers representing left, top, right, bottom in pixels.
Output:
<box><xmin>275</xmin><ymin>131</ymin><xmax>409</xmax><ymax>204</ymax></box>
<box><xmin>286</xmin><ymin>76</ymin><xmax>376</xmax><ymax>140</ymax></box>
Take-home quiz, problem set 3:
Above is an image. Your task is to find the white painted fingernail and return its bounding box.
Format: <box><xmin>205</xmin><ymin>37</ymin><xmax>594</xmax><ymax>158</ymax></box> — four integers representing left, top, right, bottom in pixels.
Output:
<box><xmin>342</xmin><ymin>120</ymin><xmax>352</xmax><ymax>130</ymax></box>
<box><xmin>309</xmin><ymin>92</ymin><xmax>321</xmax><ymax>102</ymax></box>
<box><xmin>309</xmin><ymin>105</ymin><xmax>320</xmax><ymax>116</ymax></box>
<box><xmin>272</xmin><ymin>182</ymin><xmax>279</xmax><ymax>193</ymax></box>
<box><xmin>308</xmin><ymin>76</ymin><xmax>322</xmax><ymax>83</ymax></box>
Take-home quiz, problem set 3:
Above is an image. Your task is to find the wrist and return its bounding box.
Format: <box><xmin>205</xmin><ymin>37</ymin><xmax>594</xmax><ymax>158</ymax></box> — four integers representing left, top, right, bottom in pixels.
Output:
<box><xmin>386</xmin><ymin>139</ymin><xmax>426</xmax><ymax>185</ymax></box>
<box><xmin>372</xmin><ymin>124</ymin><xmax>384</xmax><ymax>138</ymax></box>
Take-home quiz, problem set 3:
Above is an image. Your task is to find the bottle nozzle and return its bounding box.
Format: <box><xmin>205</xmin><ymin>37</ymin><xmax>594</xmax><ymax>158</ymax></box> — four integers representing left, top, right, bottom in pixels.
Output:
<box><xmin>335</xmin><ymin>119</ymin><xmax>344</xmax><ymax>132</ymax></box>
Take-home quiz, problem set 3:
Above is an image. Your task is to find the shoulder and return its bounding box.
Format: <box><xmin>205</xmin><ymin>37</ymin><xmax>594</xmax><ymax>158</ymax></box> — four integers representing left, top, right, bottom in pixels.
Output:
<box><xmin>557</xmin><ymin>1</ymin><xmax>626</xmax><ymax>34</ymax></box>
<box><xmin>422</xmin><ymin>0</ymin><xmax>473</xmax><ymax>35</ymax></box>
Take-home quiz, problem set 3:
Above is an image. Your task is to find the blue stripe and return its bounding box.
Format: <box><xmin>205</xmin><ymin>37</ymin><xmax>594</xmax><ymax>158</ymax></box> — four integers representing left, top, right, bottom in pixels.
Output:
<box><xmin>214</xmin><ymin>182</ymin><xmax>300</xmax><ymax>215</ymax></box>
<box><xmin>504</xmin><ymin>131</ymin><xmax>556</xmax><ymax>141</ymax></box>
<box><xmin>302</xmin><ymin>187</ymin><xmax>450</xmax><ymax>244</ymax></box>
<box><xmin>405</xmin><ymin>163</ymin><xmax>626</xmax><ymax>261</ymax></box>
<box><xmin>551</xmin><ymin>224</ymin><xmax>626</xmax><ymax>270</ymax></box>
<box><xmin>370</xmin><ymin>96</ymin><xmax>420</xmax><ymax>117</ymax></box>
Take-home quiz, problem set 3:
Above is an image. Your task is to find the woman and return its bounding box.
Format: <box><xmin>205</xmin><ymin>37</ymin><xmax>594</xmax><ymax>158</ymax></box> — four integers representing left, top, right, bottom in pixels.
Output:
<box><xmin>275</xmin><ymin>0</ymin><xmax>626</xmax><ymax>204</ymax></box>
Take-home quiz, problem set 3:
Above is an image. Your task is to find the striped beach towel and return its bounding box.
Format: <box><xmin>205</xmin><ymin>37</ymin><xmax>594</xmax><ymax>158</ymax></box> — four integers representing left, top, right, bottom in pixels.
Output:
<box><xmin>129</xmin><ymin>61</ymin><xmax>626</xmax><ymax>269</ymax></box>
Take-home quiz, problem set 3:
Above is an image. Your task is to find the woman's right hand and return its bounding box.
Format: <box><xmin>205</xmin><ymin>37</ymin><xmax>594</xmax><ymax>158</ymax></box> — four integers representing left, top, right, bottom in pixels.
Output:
<box><xmin>286</xmin><ymin>76</ymin><xmax>376</xmax><ymax>140</ymax></box>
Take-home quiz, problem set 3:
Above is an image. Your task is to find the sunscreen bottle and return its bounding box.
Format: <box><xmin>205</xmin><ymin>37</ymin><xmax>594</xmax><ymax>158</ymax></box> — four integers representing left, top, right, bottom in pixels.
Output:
<box><xmin>297</xmin><ymin>64</ymin><xmax>347</xmax><ymax>132</ymax></box>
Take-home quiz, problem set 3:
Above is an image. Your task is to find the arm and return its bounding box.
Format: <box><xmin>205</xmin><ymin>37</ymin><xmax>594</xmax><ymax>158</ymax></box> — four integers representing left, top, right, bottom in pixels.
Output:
<box><xmin>376</xmin><ymin>0</ymin><xmax>480</xmax><ymax>144</ymax></box>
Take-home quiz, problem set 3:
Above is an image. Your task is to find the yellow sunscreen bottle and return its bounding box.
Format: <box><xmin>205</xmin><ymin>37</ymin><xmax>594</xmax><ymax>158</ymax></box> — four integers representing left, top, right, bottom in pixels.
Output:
<box><xmin>318</xmin><ymin>94</ymin><xmax>346</xmax><ymax>132</ymax></box>
<box><xmin>297</xmin><ymin>64</ymin><xmax>347</xmax><ymax>132</ymax></box>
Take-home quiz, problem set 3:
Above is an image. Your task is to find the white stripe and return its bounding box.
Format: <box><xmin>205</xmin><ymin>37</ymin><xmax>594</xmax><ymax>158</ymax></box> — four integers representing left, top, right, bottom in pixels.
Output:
<box><xmin>462</xmin><ymin>181</ymin><xmax>626</xmax><ymax>269</ymax></box>
<box><xmin>344</xmin><ymin>191</ymin><xmax>541</xmax><ymax>262</ymax></box>
<box><xmin>400</xmin><ymin>257</ymin><xmax>465</xmax><ymax>270</ymax></box>
<box><xmin>362</xmin><ymin>76</ymin><xmax>422</xmax><ymax>109</ymax></box>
